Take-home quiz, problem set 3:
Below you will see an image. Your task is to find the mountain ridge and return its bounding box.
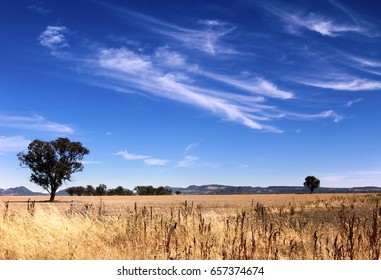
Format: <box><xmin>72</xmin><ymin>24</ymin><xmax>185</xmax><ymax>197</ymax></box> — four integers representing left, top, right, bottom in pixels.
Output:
<box><xmin>2</xmin><ymin>184</ymin><xmax>381</xmax><ymax>196</ymax></box>
<box><xmin>171</xmin><ymin>184</ymin><xmax>381</xmax><ymax>195</ymax></box>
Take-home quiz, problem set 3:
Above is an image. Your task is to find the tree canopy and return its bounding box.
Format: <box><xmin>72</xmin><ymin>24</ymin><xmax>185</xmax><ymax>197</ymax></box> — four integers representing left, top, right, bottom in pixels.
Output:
<box><xmin>304</xmin><ymin>176</ymin><xmax>320</xmax><ymax>194</ymax></box>
<box><xmin>17</xmin><ymin>137</ymin><xmax>89</xmax><ymax>202</ymax></box>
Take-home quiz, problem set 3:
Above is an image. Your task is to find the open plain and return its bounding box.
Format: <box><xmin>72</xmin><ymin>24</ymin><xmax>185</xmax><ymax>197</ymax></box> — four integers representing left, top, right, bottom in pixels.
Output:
<box><xmin>1</xmin><ymin>193</ymin><xmax>380</xmax><ymax>260</ymax></box>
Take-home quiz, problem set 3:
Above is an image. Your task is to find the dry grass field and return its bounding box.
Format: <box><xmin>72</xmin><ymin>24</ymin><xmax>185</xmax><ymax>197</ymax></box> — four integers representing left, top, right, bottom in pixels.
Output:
<box><xmin>0</xmin><ymin>193</ymin><xmax>380</xmax><ymax>260</ymax></box>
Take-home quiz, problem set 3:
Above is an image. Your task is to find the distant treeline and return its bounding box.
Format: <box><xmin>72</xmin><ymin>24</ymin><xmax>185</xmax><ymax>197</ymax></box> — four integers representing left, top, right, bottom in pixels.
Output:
<box><xmin>65</xmin><ymin>184</ymin><xmax>173</xmax><ymax>196</ymax></box>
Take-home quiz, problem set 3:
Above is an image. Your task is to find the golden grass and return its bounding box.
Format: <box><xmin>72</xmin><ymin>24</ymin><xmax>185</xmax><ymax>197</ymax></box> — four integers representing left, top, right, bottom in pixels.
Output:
<box><xmin>0</xmin><ymin>194</ymin><xmax>380</xmax><ymax>260</ymax></box>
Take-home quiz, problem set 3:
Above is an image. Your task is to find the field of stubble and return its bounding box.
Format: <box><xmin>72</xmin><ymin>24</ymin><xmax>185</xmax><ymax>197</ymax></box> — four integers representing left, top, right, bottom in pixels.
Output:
<box><xmin>0</xmin><ymin>193</ymin><xmax>380</xmax><ymax>260</ymax></box>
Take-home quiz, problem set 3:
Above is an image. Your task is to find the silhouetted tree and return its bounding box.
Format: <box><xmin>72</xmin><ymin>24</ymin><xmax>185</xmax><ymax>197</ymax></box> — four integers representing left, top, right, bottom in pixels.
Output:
<box><xmin>156</xmin><ymin>186</ymin><xmax>172</xmax><ymax>195</ymax></box>
<box><xmin>114</xmin><ymin>186</ymin><xmax>133</xmax><ymax>195</ymax></box>
<box><xmin>134</xmin><ymin>185</ymin><xmax>172</xmax><ymax>195</ymax></box>
<box><xmin>95</xmin><ymin>184</ymin><xmax>107</xmax><ymax>196</ymax></box>
<box><xmin>66</xmin><ymin>187</ymin><xmax>76</xmax><ymax>196</ymax></box>
<box><xmin>85</xmin><ymin>185</ymin><xmax>95</xmax><ymax>196</ymax></box>
<box><xmin>304</xmin><ymin>176</ymin><xmax>320</xmax><ymax>194</ymax></box>
<box><xmin>135</xmin><ymin>185</ymin><xmax>155</xmax><ymax>195</ymax></box>
<box><xmin>74</xmin><ymin>186</ymin><xmax>86</xmax><ymax>196</ymax></box>
<box><xmin>17</xmin><ymin>138</ymin><xmax>89</xmax><ymax>202</ymax></box>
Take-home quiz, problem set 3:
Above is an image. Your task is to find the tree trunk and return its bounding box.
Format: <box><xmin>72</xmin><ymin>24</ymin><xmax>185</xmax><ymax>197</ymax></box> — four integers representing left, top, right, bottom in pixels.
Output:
<box><xmin>50</xmin><ymin>189</ymin><xmax>56</xmax><ymax>202</ymax></box>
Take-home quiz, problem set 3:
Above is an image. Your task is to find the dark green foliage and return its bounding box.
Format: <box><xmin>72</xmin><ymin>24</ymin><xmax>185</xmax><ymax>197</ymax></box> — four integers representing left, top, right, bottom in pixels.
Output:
<box><xmin>134</xmin><ymin>185</ymin><xmax>172</xmax><ymax>195</ymax></box>
<box><xmin>134</xmin><ymin>185</ymin><xmax>155</xmax><ymax>195</ymax></box>
<box><xmin>17</xmin><ymin>138</ymin><xmax>89</xmax><ymax>202</ymax></box>
<box><xmin>304</xmin><ymin>176</ymin><xmax>320</xmax><ymax>194</ymax></box>
<box><xmin>95</xmin><ymin>184</ymin><xmax>107</xmax><ymax>196</ymax></box>
<box><xmin>66</xmin><ymin>185</ymin><xmax>133</xmax><ymax>196</ymax></box>
<box><xmin>74</xmin><ymin>186</ymin><xmax>86</xmax><ymax>196</ymax></box>
<box><xmin>85</xmin><ymin>185</ymin><xmax>96</xmax><ymax>196</ymax></box>
<box><xmin>65</xmin><ymin>187</ymin><xmax>77</xmax><ymax>196</ymax></box>
<box><xmin>113</xmin><ymin>186</ymin><xmax>133</xmax><ymax>196</ymax></box>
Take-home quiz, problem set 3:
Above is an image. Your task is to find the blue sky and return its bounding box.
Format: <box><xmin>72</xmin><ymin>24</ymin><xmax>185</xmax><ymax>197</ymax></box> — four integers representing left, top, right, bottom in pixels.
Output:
<box><xmin>1</xmin><ymin>0</ymin><xmax>381</xmax><ymax>191</ymax></box>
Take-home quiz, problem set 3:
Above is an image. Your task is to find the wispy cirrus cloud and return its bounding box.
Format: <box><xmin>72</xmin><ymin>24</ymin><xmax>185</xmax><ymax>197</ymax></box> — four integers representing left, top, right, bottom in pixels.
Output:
<box><xmin>96</xmin><ymin>47</ymin><xmax>283</xmax><ymax>132</ymax></box>
<box><xmin>39</xmin><ymin>26</ymin><xmax>68</xmax><ymax>49</ymax></box>
<box><xmin>184</xmin><ymin>141</ymin><xmax>201</xmax><ymax>154</ymax></box>
<box><xmin>0</xmin><ymin>136</ymin><xmax>30</xmax><ymax>153</ymax></box>
<box><xmin>144</xmin><ymin>158</ymin><xmax>169</xmax><ymax>166</ymax></box>
<box><xmin>339</xmin><ymin>54</ymin><xmax>381</xmax><ymax>76</ymax></box>
<box><xmin>27</xmin><ymin>2</ymin><xmax>51</xmax><ymax>15</ymax></box>
<box><xmin>115</xmin><ymin>150</ymin><xmax>150</xmax><ymax>160</ymax></box>
<box><xmin>101</xmin><ymin>3</ymin><xmax>237</xmax><ymax>55</ymax></box>
<box><xmin>0</xmin><ymin>114</ymin><xmax>74</xmax><ymax>134</ymax></box>
<box><xmin>346</xmin><ymin>98</ymin><xmax>363</xmax><ymax>107</ymax></box>
<box><xmin>195</xmin><ymin>70</ymin><xmax>294</xmax><ymax>100</ymax></box>
<box><xmin>261</xmin><ymin>2</ymin><xmax>368</xmax><ymax>37</ymax></box>
<box><xmin>276</xmin><ymin>109</ymin><xmax>344</xmax><ymax>123</ymax></box>
<box><xmin>165</xmin><ymin>19</ymin><xmax>237</xmax><ymax>55</ymax></box>
<box><xmin>95</xmin><ymin>46</ymin><xmax>347</xmax><ymax>131</ymax></box>
<box><xmin>288</xmin><ymin>13</ymin><xmax>365</xmax><ymax>37</ymax></box>
<box><xmin>176</xmin><ymin>155</ymin><xmax>219</xmax><ymax>168</ymax></box>
<box><xmin>346</xmin><ymin>55</ymin><xmax>381</xmax><ymax>68</ymax></box>
<box><xmin>177</xmin><ymin>155</ymin><xmax>199</xmax><ymax>168</ymax></box>
<box><xmin>38</xmin><ymin>11</ymin><xmax>347</xmax><ymax>133</ymax></box>
<box><xmin>115</xmin><ymin>150</ymin><xmax>169</xmax><ymax>166</ymax></box>
<box><xmin>299</xmin><ymin>78</ymin><xmax>381</xmax><ymax>91</ymax></box>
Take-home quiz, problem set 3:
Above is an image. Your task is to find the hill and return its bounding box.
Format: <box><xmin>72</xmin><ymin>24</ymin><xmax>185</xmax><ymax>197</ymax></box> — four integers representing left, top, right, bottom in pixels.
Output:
<box><xmin>171</xmin><ymin>184</ymin><xmax>381</xmax><ymax>195</ymax></box>
<box><xmin>0</xmin><ymin>186</ymin><xmax>45</xmax><ymax>196</ymax></box>
<box><xmin>2</xmin><ymin>184</ymin><xmax>381</xmax><ymax>196</ymax></box>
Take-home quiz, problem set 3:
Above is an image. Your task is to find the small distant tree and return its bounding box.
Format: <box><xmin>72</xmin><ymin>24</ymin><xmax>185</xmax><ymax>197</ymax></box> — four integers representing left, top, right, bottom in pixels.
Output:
<box><xmin>74</xmin><ymin>186</ymin><xmax>86</xmax><ymax>196</ymax></box>
<box><xmin>66</xmin><ymin>187</ymin><xmax>77</xmax><ymax>196</ymax></box>
<box><xmin>95</xmin><ymin>184</ymin><xmax>107</xmax><ymax>196</ymax></box>
<box><xmin>85</xmin><ymin>185</ymin><xmax>96</xmax><ymax>196</ymax></box>
<box><xmin>175</xmin><ymin>191</ymin><xmax>181</xmax><ymax>195</ymax></box>
<box><xmin>156</xmin><ymin>186</ymin><xmax>172</xmax><ymax>195</ymax></box>
<box><xmin>135</xmin><ymin>186</ymin><xmax>155</xmax><ymax>195</ymax></box>
<box><xmin>17</xmin><ymin>137</ymin><xmax>89</xmax><ymax>202</ymax></box>
<box><xmin>114</xmin><ymin>186</ymin><xmax>125</xmax><ymax>195</ymax></box>
<box><xmin>304</xmin><ymin>176</ymin><xmax>320</xmax><ymax>194</ymax></box>
<box><xmin>113</xmin><ymin>186</ymin><xmax>133</xmax><ymax>196</ymax></box>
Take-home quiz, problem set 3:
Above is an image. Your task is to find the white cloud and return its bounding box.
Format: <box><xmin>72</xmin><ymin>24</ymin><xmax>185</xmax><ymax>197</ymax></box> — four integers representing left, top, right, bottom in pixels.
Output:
<box><xmin>300</xmin><ymin>14</ymin><xmax>364</xmax><ymax>36</ymax></box>
<box><xmin>99</xmin><ymin>48</ymin><xmax>151</xmax><ymax>74</ymax></box>
<box><xmin>39</xmin><ymin>26</ymin><xmax>68</xmax><ymax>49</ymax></box>
<box><xmin>37</xmin><ymin>7</ymin><xmax>348</xmax><ymax>133</ymax></box>
<box><xmin>278</xmin><ymin>109</ymin><xmax>344</xmax><ymax>123</ymax></box>
<box><xmin>157</xmin><ymin>19</ymin><xmax>237</xmax><ymax>55</ymax></box>
<box><xmin>184</xmin><ymin>141</ymin><xmax>201</xmax><ymax>154</ymax></box>
<box><xmin>177</xmin><ymin>155</ymin><xmax>199</xmax><ymax>167</ymax></box>
<box><xmin>346</xmin><ymin>98</ymin><xmax>363</xmax><ymax>107</ymax></box>
<box><xmin>0</xmin><ymin>114</ymin><xmax>74</xmax><ymax>134</ymax></box>
<box><xmin>346</xmin><ymin>55</ymin><xmax>381</xmax><ymax>68</ymax></box>
<box><xmin>264</xmin><ymin>3</ymin><xmax>367</xmax><ymax>37</ymax></box>
<box><xmin>115</xmin><ymin>150</ymin><xmax>168</xmax><ymax>166</ymax></box>
<box><xmin>300</xmin><ymin>78</ymin><xmax>381</xmax><ymax>91</ymax></box>
<box><xmin>28</xmin><ymin>3</ymin><xmax>50</xmax><ymax>15</ymax></box>
<box><xmin>115</xmin><ymin>150</ymin><xmax>150</xmax><ymax>160</ymax></box>
<box><xmin>106</xmin><ymin>6</ymin><xmax>237</xmax><ymax>55</ymax></box>
<box><xmin>155</xmin><ymin>46</ymin><xmax>186</xmax><ymax>67</ymax></box>
<box><xmin>144</xmin><ymin>158</ymin><xmax>169</xmax><ymax>166</ymax></box>
<box><xmin>95</xmin><ymin>47</ymin><xmax>282</xmax><ymax>132</ymax></box>
<box><xmin>319</xmin><ymin>110</ymin><xmax>344</xmax><ymax>123</ymax></box>
<box><xmin>195</xmin><ymin>70</ymin><xmax>294</xmax><ymax>100</ymax></box>
<box><xmin>0</xmin><ymin>136</ymin><xmax>30</xmax><ymax>153</ymax></box>
<box><xmin>176</xmin><ymin>155</ymin><xmax>219</xmax><ymax>168</ymax></box>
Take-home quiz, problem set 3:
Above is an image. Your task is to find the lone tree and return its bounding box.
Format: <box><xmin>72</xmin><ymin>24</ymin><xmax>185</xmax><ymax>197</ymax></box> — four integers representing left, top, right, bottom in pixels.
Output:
<box><xmin>304</xmin><ymin>175</ymin><xmax>320</xmax><ymax>194</ymax></box>
<box><xmin>17</xmin><ymin>137</ymin><xmax>89</xmax><ymax>202</ymax></box>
